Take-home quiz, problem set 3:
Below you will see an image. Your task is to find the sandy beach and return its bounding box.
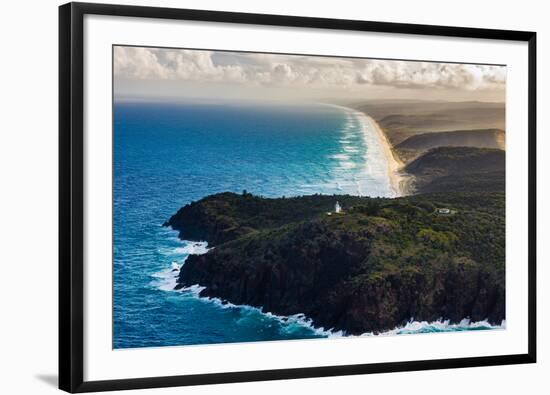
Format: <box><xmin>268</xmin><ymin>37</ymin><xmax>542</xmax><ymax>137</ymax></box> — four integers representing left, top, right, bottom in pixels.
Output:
<box><xmin>356</xmin><ymin>111</ymin><xmax>413</xmax><ymax>197</ymax></box>
<box><xmin>371</xmin><ymin>115</ymin><xmax>414</xmax><ymax>196</ymax></box>
<box><xmin>320</xmin><ymin>103</ymin><xmax>412</xmax><ymax>197</ymax></box>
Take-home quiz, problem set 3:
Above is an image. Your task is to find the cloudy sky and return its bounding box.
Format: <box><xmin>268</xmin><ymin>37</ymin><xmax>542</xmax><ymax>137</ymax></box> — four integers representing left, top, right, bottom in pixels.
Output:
<box><xmin>114</xmin><ymin>46</ymin><xmax>506</xmax><ymax>103</ymax></box>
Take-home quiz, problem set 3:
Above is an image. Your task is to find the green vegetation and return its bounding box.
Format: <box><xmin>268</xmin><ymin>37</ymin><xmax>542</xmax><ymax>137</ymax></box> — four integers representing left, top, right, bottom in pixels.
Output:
<box><xmin>405</xmin><ymin>147</ymin><xmax>505</xmax><ymax>193</ymax></box>
<box><xmin>167</xmin><ymin>189</ymin><xmax>504</xmax><ymax>334</ymax></box>
<box><xmin>165</xmin><ymin>193</ymin><xmax>371</xmax><ymax>246</ymax></box>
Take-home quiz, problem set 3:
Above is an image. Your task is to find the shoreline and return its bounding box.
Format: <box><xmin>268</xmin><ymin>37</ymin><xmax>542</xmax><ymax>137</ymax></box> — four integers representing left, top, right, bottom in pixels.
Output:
<box><xmin>320</xmin><ymin>102</ymin><xmax>414</xmax><ymax>197</ymax></box>
<box><xmin>368</xmin><ymin>114</ymin><xmax>415</xmax><ymax>196</ymax></box>
<box><xmin>158</xmin><ymin>240</ymin><xmax>504</xmax><ymax>339</ymax></box>
<box><xmin>353</xmin><ymin>109</ymin><xmax>414</xmax><ymax>197</ymax></box>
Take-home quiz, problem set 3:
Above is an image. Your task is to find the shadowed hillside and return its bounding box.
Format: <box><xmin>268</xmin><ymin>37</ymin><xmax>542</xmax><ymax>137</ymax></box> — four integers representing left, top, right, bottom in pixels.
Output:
<box><xmin>405</xmin><ymin>147</ymin><xmax>505</xmax><ymax>193</ymax></box>
<box><xmin>395</xmin><ymin>128</ymin><xmax>504</xmax><ymax>162</ymax></box>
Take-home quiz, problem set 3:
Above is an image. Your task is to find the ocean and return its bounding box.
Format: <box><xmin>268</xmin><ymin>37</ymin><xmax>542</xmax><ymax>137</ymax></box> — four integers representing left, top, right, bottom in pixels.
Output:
<box><xmin>113</xmin><ymin>101</ymin><xmax>498</xmax><ymax>349</ymax></box>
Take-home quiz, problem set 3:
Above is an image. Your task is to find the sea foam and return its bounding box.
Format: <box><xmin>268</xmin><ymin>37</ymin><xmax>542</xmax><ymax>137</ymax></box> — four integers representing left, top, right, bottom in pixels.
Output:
<box><xmin>150</xmin><ymin>240</ymin><xmax>209</xmax><ymax>291</ymax></box>
<box><xmin>154</xmin><ymin>239</ymin><xmax>503</xmax><ymax>339</ymax></box>
<box><xmin>174</xmin><ymin>242</ymin><xmax>210</xmax><ymax>255</ymax></box>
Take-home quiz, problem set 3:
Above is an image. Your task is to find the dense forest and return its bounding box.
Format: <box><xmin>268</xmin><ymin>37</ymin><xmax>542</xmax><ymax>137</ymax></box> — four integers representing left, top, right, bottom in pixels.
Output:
<box><xmin>165</xmin><ymin>188</ymin><xmax>504</xmax><ymax>334</ymax></box>
<box><xmin>405</xmin><ymin>147</ymin><xmax>505</xmax><ymax>193</ymax></box>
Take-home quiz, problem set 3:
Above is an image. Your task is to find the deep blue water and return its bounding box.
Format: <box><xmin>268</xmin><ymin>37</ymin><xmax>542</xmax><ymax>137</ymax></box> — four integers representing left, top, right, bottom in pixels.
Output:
<box><xmin>113</xmin><ymin>101</ymin><xmax>498</xmax><ymax>349</ymax></box>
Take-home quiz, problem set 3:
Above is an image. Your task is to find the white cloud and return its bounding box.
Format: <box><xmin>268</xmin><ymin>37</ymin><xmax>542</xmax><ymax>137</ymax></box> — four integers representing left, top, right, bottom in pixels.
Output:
<box><xmin>114</xmin><ymin>47</ymin><xmax>247</xmax><ymax>82</ymax></box>
<box><xmin>354</xmin><ymin>61</ymin><xmax>505</xmax><ymax>91</ymax></box>
<box><xmin>114</xmin><ymin>46</ymin><xmax>505</xmax><ymax>92</ymax></box>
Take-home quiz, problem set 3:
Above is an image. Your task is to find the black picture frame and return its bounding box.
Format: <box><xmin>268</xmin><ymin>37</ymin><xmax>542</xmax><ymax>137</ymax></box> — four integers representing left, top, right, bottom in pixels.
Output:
<box><xmin>59</xmin><ymin>2</ymin><xmax>537</xmax><ymax>392</ymax></box>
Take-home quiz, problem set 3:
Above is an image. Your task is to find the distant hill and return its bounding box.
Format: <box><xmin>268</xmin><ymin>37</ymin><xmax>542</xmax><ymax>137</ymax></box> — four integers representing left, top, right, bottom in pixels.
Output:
<box><xmin>395</xmin><ymin>128</ymin><xmax>505</xmax><ymax>163</ymax></box>
<box><xmin>405</xmin><ymin>147</ymin><xmax>505</xmax><ymax>193</ymax></box>
<box><xmin>416</xmin><ymin>171</ymin><xmax>505</xmax><ymax>194</ymax></box>
<box><xmin>396</xmin><ymin>129</ymin><xmax>505</xmax><ymax>151</ymax></box>
<box><xmin>351</xmin><ymin>101</ymin><xmax>505</xmax><ymax>145</ymax></box>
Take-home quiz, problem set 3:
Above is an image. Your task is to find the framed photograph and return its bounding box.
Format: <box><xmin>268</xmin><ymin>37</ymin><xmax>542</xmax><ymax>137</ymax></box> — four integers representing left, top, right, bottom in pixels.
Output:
<box><xmin>59</xmin><ymin>2</ymin><xmax>536</xmax><ymax>392</ymax></box>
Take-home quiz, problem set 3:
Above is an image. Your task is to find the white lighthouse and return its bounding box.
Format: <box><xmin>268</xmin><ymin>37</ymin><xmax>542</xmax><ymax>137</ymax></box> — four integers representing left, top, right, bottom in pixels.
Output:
<box><xmin>335</xmin><ymin>201</ymin><xmax>342</xmax><ymax>214</ymax></box>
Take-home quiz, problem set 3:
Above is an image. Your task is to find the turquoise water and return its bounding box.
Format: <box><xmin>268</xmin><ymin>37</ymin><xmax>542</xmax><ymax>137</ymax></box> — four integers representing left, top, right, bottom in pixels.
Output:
<box><xmin>112</xmin><ymin>101</ymin><xmax>498</xmax><ymax>349</ymax></box>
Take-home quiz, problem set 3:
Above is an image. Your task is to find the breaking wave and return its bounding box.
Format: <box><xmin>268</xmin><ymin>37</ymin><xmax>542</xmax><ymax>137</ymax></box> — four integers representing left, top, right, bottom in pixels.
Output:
<box><xmin>153</xmin><ymin>239</ymin><xmax>503</xmax><ymax>340</ymax></box>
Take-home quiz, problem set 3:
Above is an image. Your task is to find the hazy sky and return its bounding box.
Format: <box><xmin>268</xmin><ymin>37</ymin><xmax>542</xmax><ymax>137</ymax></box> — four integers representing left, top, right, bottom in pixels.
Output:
<box><xmin>114</xmin><ymin>46</ymin><xmax>506</xmax><ymax>103</ymax></box>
